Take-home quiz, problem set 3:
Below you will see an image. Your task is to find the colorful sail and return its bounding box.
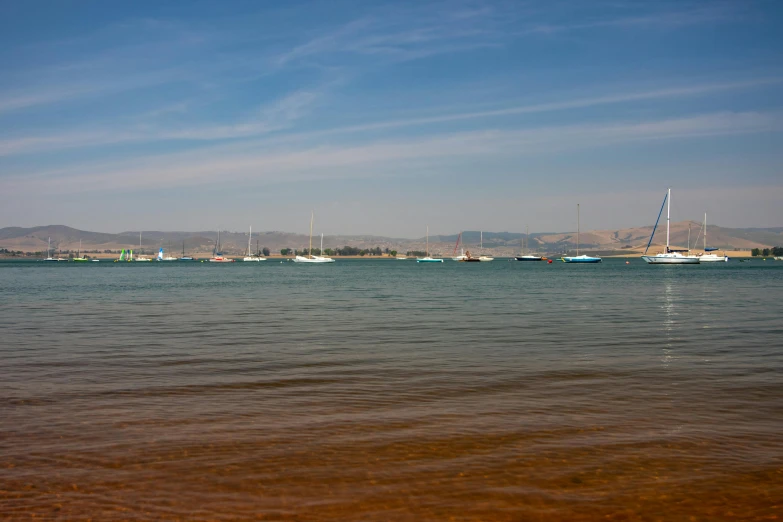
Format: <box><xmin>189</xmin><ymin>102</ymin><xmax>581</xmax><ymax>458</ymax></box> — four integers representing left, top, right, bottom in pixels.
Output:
<box><xmin>119</xmin><ymin>249</ymin><xmax>125</xmax><ymax>261</ymax></box>
<box><xmin>158</xmin><ymin>248</ymin><xmax>164</xmax><ymax>260</ymax></box>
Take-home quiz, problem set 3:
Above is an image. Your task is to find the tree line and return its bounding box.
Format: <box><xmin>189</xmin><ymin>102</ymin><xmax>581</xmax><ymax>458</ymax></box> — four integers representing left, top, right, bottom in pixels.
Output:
<box><xmin>751</xmin><ymin>247</ymin><xmax>783</xmax><ymax>257</ymax></box>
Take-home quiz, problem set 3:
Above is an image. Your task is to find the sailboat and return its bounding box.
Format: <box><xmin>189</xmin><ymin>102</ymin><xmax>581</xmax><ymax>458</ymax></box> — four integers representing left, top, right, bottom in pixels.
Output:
<box><xmin>209</xmin><ymin>229</ymin><xmax>235</xmax><ymax>262</ymax></box>
<box><xmin>452</xmin><ymin>232</ymin><xmax>467</xmax><ymax>261</ymax></box>
<box><xmin>158</xmin><ymin>244</ymin><xmax>177</xmax><ymax>261</ymax></box>
<box><xmin>114</xmin><ymin>249</ymin><xmax>126</xmax><ymax>263</ymax></box>
<box><xmin>243</xmin><ymin>226</ymin><xmax>265</xmax><ymax>261</ymax></box>
<box><xmin>641</xmin><ymin>188</ymin><xmax>700</xmax><ymax>264</ymax></box>
<box><xmin>516</xmin><ymin>226</ymin><xmax>543</xmax><ymax>261</ymax></box>
<box><xmin>562</xmin><ymin>204</ymin><xmax>602</xmax><ymax>263</ymax></box>
<box><xmin>72</xmin><ymin>239</ymin><xmax>89</xmax><ymax>262</ymax></box>
<box><xmin>179</xmin><ymin>240</ymin><xmax>194</xmax><ymax>261</ymax></box>
<box><xmin>417</xmin><ymin>226</ymin><xmax>443</xmax><ymax>262</ymax></box>
<box><xmin>135</xmin><ymin>231</ymin><xmax>152</xmax><ymax>262</ymax></box>
<box><xmin>294</xmin><ymin>212</ymin><xmax>335</xmax><ymax>263</ymax></box>
<box><xmin>44</xmin><ymin>237</ymin><xmax>58</xmax><ymax>262</ymax></box>
<box><xmin>697</xmin><ymin>213</ymin><xmax>729</xmax><ymax>262</ymax></box>
<box><xmin>478</xmin><ymin>231</ymin><xmax>494</xmax><ymax>262</ymax></box>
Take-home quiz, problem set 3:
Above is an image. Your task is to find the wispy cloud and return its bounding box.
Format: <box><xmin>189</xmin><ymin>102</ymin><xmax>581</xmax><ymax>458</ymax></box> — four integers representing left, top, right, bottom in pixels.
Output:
<box><xmin>2</xmin><ymin>78</ymin><xmax>778</xmax><ymax>157</ymax></box>
<box><xmin>6</xmin><ymin>110</ymin><xmax>780</xmax><ymax>197</ymax></box>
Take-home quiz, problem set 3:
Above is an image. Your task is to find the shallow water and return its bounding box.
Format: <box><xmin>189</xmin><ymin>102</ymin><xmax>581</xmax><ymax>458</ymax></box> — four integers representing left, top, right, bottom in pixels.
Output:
<box><xmin>1</xmin><ymin>259</ymin><xmax>782</xmax><ymax>520</ymax></box>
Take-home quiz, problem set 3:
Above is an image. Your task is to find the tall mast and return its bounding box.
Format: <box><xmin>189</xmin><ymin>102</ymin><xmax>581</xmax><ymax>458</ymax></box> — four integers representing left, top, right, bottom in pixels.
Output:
<box><xmin>248</xmin><ymin>226</ymin><xmax>252</xmax><ymax>256</ymax></box>
<box><xmin>139</xmin><ymin>231</ymin><xmax>142</xmax><ymax>252</ymax></box>
<box><xmin>525</xmin><ymin>225</ymin><xmax>529</xmax><ymax>254</ymax></box>
<box><xmin>309</xmin><ymin>211</ymin><xmax>314</xmax><ymax>258</ymax></box>
<box><xmin>48</xmin><ymin>237</ymin><xmax>51</xmax><ymax>258</ymax></box>
<box><xmin>577</xmin><ymin>204</ymin><xmax>580</xmax><ymax>256</ymax></box>
<box><xmin>688</xmin><ymin>223</ymin><xmax>691</xmax><ymax>254</ymax></box>
<box><xmin>666</xmin><ymin>187</ymin><xmax>671</xmax><ymax>252</ymax></box>
<box><xmin>426</xmin><ymin>225</ymin><xmax>429</xmax><ymax>256</ymax></box>
<box><xmin>704</xmin><ymin>212</ymin><xmax>707</xmax><ymax>251</ymax></box>
<box><xmin>481</xmin><ymin>231</ymin><xmax>483</xmax><ymax>253</ymax></box>
<box><xmin>320</xmin><ymin>233</ymin><xmax>323</xmax><ymax>254</ymax></box>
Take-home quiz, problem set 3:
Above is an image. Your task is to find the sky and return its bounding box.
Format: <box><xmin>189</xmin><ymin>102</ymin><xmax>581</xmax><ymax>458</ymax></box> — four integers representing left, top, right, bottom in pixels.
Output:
<box><xmin>0</xmin><ymin>0</ymin><xmax>782</xmax><ymax>237</ymax></box>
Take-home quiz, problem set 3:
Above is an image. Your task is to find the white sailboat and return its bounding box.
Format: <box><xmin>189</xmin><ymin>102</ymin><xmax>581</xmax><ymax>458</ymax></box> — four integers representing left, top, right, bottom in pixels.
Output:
<box><xmin>478</xmin><ymin>231</ymin><xmax>494</xmax><ymax>262</ymax></box>
<box><xmin>135</xmin><ymin>231</ymin><xmax>152</xmax><ymax>262</ymax></box>
<box><xmin>294</xmin><ymin>212</ymin><xmax>335</xmax><ymax>263</ymax></box>
<box><xmin>44</xmin><ymin>237</ymin><xmax>58</xmax><ymax>262</ymax></box>
<box><xmin>642</xmin><ymin>188</ymin><xmax>699</xmax><ymax>264</ymax></box>
<box><xmin>562</xmin><ymin>204</ymin><xmax>602</xmax><ymax>263</ymax></box>
<box><xmin>516</xmin><ymin>226</ymin><xmax>543</xmax><ymax>261</ymax></box>
<box><xmin>417</xmin><ymin>226</ymin><xmax>443</xmax><ymax>262</ymax></box>
<box><xmin>243</xmin><ymin>226</ymin><xmax>266</xmax><ymax>261</ymax></box>
<box><xmin>697</xmin><ymin>213</ymin><xmax>729</xmax><ymax>262</ymax></box>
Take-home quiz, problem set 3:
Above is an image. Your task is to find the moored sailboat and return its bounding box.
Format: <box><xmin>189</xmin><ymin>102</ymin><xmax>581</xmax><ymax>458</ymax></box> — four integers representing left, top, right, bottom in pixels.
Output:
<box><xmin>72</xmin><ymin>239</ymin><xmax>89</xmax><ymax>262</ymax></box>
<box><xmin>243</xmin><ymin>226</ymin><xmax>266</xmax><ymax>261</ymax></box>
<box><xmin>417</xmin><ymin>226</ymin><xmax>443</xmax><ymax>262</ymax></box>
<box><xmin>209</xmin><ymin>229</ymin><xmax>235</xmax><ymax>262</ymax></box>
<box><xmin>516</xmin><ymin>226</ymin><xmax>543</xmax><ymax>261</ymax></box>
<box><xmin>641</xmin><ymin>189</ymin><xmax>700</xmax><ymax>264</ymax></box>
<box><xmin>294</xmin><ymin>212</ymin><xmax>335</xmax><ymax>263</ymax></box>
<box><xmin>697</xmin><ymin>213</ymin><xmax>729</xmax><ymax>262</ymax></box>
<box><xmin>478</xmin><ymin>231</ymin><xmax>494</xmax><ymax>262</ymax></box>
<box><xmin>562</xmin><ymin>204</ymin><xmax>601</xmax><ymax>263</ymax></box>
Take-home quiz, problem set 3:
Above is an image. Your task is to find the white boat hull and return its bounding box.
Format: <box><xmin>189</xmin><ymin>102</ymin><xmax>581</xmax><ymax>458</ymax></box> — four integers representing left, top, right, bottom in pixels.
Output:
<box><xmin>698</xmin><ymin>254</ymin><xmax>728</xmax><ymax>262</ymax></box>
<box><xmin>243</xmin><ymin>256</ymin><xmax>266</xmax><ymax>262</ymax></box>
<box><xmin>641</xmin><ymin>254</ymin><xmax>700</xmax><ymax>264</ymax></box>
<box><xmin>293</xmin><ymin>256</ymin><xmax>335</xmax><ymax>263</ymax></box>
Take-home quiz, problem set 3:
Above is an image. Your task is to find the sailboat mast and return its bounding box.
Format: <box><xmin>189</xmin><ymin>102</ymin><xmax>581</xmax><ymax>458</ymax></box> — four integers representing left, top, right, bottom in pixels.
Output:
<box><xmin>688</xmin><ymin>224</ymin><xmax>691</xmax><ymax>254</ymax></box>
<box><xmin>248</xmin><ymin>226</ymin><xmax>252</xmax><ymax>256</ymax></box>
<box><xmin>666</xmin><ymin>188</ymin><xmax>671</xmax><ymax>251</ymax></box>
<box><xmin>48</xmin><ymin>237</ymin><xmax>51</xmax><ymax>258</ymax></box>
<box><xmin>426</xmin><ymin>226</ymin><xmax>429</xmax><ymax>256</ymax></box>
<box><xmin>577</xmin><ymin>204</ymin><xmax>580</xmax><ymax>256</ymax></box>
<box><xmin>320</xmin><ymin>233</ymin><xmax>323</xmax><ymax>254</ymax></box>
<box><xmin>525</xmin><ymin>226</ymin><xmax>529</xmax><ymax>254</ymax></box>
<box><xmin>704</xmin><ymin>212</ymin><xmax>707</xmax><ymax>251</ymax></box>
<box><xmin>481</xmin><ymin>231</ymin><xmax>483</xmax><ymax>253</ymax></box>
<box><xmin>309</xmin><ymin>211</ymin><xmax>314</xmax><ymax>257</ymax></box>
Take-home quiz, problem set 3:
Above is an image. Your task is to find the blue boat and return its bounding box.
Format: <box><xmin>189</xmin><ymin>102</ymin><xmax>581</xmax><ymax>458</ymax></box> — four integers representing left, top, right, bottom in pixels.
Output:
<box><xmin>561</xmin><ymin>204</ymin><xmax>602</xmax><ymax>263</ymax></box>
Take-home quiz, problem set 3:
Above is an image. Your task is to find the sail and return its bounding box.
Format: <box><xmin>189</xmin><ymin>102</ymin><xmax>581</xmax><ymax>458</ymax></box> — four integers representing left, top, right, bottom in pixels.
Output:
<box><xmin>119</xmin><ymin>249</ymin><xmax>125</xmax><ymax>261</ymax></box>
<box><xmin>158</xmin><ymin>248</ymin><xmax>164</xmax><ymax>260</ymax></box>
<box><xmin>129</xmin><ymin>249</ymin><xmax>133</xmax><ymax>261</ymax></box>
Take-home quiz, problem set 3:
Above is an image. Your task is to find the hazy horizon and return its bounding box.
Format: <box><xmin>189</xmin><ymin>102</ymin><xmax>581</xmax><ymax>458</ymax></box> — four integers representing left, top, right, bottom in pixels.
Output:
<box><xmin>1</xmin><ymin>1</ymin><xmax>782</xmax><ymax>235</ymax></box>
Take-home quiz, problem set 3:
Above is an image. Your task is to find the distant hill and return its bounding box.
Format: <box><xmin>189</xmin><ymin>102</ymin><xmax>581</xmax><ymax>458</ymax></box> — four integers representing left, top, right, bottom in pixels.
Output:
<box><xmin>1</xmin><ymin>223</ymin><xmax>780</xmax><ymax>256</ymax></box>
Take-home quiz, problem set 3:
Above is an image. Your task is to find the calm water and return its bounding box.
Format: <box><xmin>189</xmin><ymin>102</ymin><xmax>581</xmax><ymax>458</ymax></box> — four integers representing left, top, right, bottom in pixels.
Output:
<box><xmin>1</xmin><ymin>259</ymin><xmax>782</xmax><ymax>521</ymax></box>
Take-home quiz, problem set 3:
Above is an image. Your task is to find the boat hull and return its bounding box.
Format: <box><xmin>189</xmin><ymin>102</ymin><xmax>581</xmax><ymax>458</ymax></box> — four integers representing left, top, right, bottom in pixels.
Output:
<box><xmin>293</xmin><ymin>256</ymin><xmax>335</xmax><ymax>263</ymax></box>
<box><xmin>243</xmin><ymin>257</ymin><xmax>266</xmax><ymax>262</ymax></box>
<box><xmin>641</xmin><ymin>255</ymin><xmax>700</xmax><ymax>264</ymax></box>
<box><xmin>417</xmin><ymin>258</ymin><xmax>443</xmax><ymax>263</ymax></box>
<box><xmin>698</xmin><ymin>255</ymin><xmax>728</xmax><ymax>262</ymax></box>
<box><xmin>515</xmin><ymin>256</ymin><xmax>543</xmax><ymax>261</ymax></box>
<box><xmin>562</xmin><ymin>256</ymin><xmax>601</xmax><ymax>263</ymax></box>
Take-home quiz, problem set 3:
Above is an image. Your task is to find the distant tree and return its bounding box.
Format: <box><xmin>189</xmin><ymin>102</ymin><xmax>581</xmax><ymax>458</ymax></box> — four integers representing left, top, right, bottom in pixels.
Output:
<box><xmin>751</xmin><ymin>248</ymin><xmax>761</xmax><ymax>257</ymax></box>
<box><xmin>407</xmin><ymin>250</ymin><xmax>426</xmax><ymax>257</ymax></box>
<box><xmin>762</xmin><ymin>248</ymin><xmax>770</xmax><ymax>257</ymax></box>
<box><xmin>772</xmin><ymin>246</ymin><xmax>783</xmax><ymax>256</ymax></box>
<box><xmin>280</xmin><ymin>248</ymin><xmax>291</xmax><ymax>256</ymax></box>
<box><xmin>359</xmin><ymin>250</ymin><xmax>367</xmax><ymax>256</ymax></box>
<box><xmin>390</xmin><ymin>250</ymin><xmax>397</xmax><ymax>257</ymax></box>
<box><xmin>262</xmin><ymin>247</ymin><xmax>270</xmax><ymax>256</ymax></box>
<box><xmin>324</xmin><ymin>248</ymin><xmax>334</xmax><ymax>256</ymax></box>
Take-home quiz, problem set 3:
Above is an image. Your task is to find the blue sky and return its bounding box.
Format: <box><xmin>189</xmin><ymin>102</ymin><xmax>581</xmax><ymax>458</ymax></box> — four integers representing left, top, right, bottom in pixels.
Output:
<box><xmin>1</xmin><ymin>0</ymin><xmax>781</xmax><ymax>236</ymax></box>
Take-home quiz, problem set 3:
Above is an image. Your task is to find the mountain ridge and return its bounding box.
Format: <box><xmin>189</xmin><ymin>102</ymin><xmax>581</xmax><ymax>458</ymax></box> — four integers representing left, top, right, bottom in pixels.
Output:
<box><xmin>2</xmin><ymin>223</ymin><xmax>780</xmax><ymax>256</ymax></box>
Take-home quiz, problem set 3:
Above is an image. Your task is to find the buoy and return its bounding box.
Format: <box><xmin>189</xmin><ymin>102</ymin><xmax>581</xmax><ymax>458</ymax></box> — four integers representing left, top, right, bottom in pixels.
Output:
<box><xmin>547</xmin><ymin>259</ymin><xmax>553</xmax><ymax>264</ymax></box>
<box><xmin>626</xmin><ymin>261</ymin><xmax>630</xmax><ymax>264</ymax></box>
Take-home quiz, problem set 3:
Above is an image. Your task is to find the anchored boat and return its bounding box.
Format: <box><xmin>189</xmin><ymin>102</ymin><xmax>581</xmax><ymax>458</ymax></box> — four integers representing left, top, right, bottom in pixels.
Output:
<box><xmin>641</xmin><ymin>189</ymin><xmax>700</xmax><ymax>264</ymax></box>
